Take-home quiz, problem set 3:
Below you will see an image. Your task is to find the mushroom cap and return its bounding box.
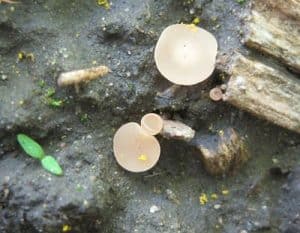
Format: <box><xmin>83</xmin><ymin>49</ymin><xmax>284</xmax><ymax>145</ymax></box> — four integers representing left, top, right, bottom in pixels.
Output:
<box><xmin>113</xmin><ymin>122</ymin><xmax>161</xmax><ymax>172</ymax></box>
<box><xmin>141</xmin><ymin>113</ymin><xmax>163</xmax><ymax>136</ymax></box>
<box><xmin>209</xmin><ymin>86</ymin><xmax>223</xmax><ymax>101</ymax></box>
<box><xmin>154</xmin><ymin>24</ymin><xmax>218</xmax><ymax>86</ymax></box>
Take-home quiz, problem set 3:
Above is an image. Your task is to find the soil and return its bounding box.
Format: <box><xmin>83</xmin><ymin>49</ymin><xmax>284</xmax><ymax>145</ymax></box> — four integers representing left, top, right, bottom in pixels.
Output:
<box><xmin>0</xmin><ymin>0</ymin><xmax>299</xmax><ymax>232</ymax></box>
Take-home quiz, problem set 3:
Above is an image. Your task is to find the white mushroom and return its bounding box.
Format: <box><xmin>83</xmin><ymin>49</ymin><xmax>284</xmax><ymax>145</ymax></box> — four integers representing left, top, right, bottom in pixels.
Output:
<box><xmin>154</xmin><ymin>24</ymin><xmax>218</xmax><ymax>85</ymax></box>
<box><xmin>113</xmin><ymin>122</ymin><xmax>161</xmax><ymax>173</ymax></box>
<box><xmin>140</xmin><ymin>113</ymin><xmax>163</xmax><ymax>136</ymax></box>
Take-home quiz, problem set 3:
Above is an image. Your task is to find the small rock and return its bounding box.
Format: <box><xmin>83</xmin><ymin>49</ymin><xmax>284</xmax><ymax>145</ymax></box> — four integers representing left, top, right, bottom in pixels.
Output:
<box><xmin>192</xmin><ymin>128</ymin><xmax>249</xmax><ymax>176</ymax></box>
<box><xmin>160</xmin><ymin>120</ymin><xmax>195</xmax><ymax>142</ymax></box>
<box><xmin>149</xmin><ymin>205</ymin><xmax>160</xmax><ymax>213</ymax></box>
<box><xmin>214</xmin><ymin>204</ymin><xmax>221</xmax><ymax>210</ymax></box>
<box><xmin>166</xmin><ymin>189</ymin><xmax>180</xmax><ymax>204</ymax></box>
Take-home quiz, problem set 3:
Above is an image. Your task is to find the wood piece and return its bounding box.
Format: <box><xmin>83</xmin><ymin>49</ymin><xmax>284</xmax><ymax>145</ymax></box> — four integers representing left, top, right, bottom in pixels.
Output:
<box><xmin>224</xmin><ymin>54</ymin><xmax>300</xmax><ymax>134</ymax></box>
<box><xmin>244</xmin><ymin>0</ymin><xmax>300</xmax><ymax>72</ymax></box>
<box><xmin>193</xmin><ymin>128</ymin><xmax>249</xmax><ymax>176</ymax></box>
<box><xmin>160</xmin><ymin>120</ymin><xmax>195</xmax><ymax>142</ymax></box>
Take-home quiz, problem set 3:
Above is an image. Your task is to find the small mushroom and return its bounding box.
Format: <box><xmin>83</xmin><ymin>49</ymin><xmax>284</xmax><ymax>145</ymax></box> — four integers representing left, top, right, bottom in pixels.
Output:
<box><xmin>154</xmin><ymin>24</ymin><xmax>218</xmax><ymax>86</ymax></box>
<box><xmin>140</xmin><ymin>113</ymin><xmax>163</xmax><ymax>136</ymax></box>
<box><xmin>113</xmin><ymin>122</ymin><xmax>161</xmax><ymax>172</ymax></box>
<box><xmin>209</xmin><ymin>86</ymin><xmax>223</xmax><ymax>101</ymax></box>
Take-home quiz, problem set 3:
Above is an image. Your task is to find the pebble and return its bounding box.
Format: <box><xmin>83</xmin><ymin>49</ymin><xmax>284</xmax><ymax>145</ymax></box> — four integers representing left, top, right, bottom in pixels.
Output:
<box><xmin>166</xmin><ymin>189</ymin><xmax>180</xmax><ymax>204</ymax></box>
<box><xmin>214</xmin><ymin>204</ymin><xmax>221</xmax><ymax>210</ymax></box>
<box><xmin>149</xmin><ymin>205</ymin><xmax>160</xmax><ymax>213</ymax></box>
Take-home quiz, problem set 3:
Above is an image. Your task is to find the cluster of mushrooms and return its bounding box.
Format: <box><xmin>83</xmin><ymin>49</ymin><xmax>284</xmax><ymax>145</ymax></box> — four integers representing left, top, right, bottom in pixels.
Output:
<box><xmin>55</xmin><ymin>24</ymin><xmax>219</xmax><ymax>172</ymax></box>
<box><xmin>113</xmin><ymin>24</ymin><xmax>218</xmax><ymax>172</ymax></box>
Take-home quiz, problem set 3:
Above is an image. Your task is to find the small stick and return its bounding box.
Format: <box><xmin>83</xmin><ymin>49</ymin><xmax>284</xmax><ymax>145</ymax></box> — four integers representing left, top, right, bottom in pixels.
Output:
<box><xmin>57</xmin><ymin>65</ymin><xmax>110</xmax><ymax>90</ymax></box>
<box><xmin>0</xmin><ymin>0</ymin><xmax>19</xmax><ymax>3</ymax></box>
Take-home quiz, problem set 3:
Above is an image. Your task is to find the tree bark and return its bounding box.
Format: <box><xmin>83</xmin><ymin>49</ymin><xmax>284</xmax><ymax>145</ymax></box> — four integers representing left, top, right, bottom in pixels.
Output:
<box><xmin>244</xmin><ymin>0</ymin><xmax>300</xmax><ymax>73</ymax></box>
<box><xmin>224</xmin><ymin>54</ymin><xmax>300</xmax><ymax>134</ymax></box>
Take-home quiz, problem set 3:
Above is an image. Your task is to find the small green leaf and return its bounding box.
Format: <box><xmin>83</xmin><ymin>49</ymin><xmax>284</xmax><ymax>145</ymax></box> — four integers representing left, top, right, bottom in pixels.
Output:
<box><xmin>17</xmin><ymin>134</ymin><xmax>45</xmax><ymax>159</ymax></box>
<box><xmin>41</xmin><ymin>156</ymin><xmax>63</xmax><ymax>176</ymax></box>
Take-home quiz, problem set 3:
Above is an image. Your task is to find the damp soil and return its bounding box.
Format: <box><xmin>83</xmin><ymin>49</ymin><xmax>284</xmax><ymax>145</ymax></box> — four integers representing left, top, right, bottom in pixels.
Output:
<box><xmin>0</xmin><ymin>0</ymin><xmax>299</xmax><ymax>233</ymax></box>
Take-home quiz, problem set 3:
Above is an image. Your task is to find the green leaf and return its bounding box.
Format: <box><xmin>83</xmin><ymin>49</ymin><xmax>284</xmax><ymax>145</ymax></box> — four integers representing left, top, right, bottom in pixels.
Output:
<box><xmin>17</xmin><ymin>134</ymin><xmax>45</xmax><ymax>159</ymax></box>
<box><xmin>41</xmin><ymin>156</ymin><xmax>63</xmax><ymax>176</ymax></box>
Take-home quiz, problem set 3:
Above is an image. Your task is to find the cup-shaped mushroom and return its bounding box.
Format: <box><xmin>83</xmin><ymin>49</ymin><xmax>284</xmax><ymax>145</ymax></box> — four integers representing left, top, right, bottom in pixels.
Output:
<box><xmin>113</xmin><ymin>122</ymin><xmax>161</xmax><ymax>172</ymax></box>
<box><xmin>209</xmin><ymin>86</ymin><xmax>223</xmax><ymax>101</ymax></box>
<box><xmin>141</xmin><ymin>113</ymin><xmax>163</xmax><ymax>136</ymax></box>
<box><xmin>154</xmin><ymin>24</ymin><xmax>218</xmax><ymax>86</ymax></box>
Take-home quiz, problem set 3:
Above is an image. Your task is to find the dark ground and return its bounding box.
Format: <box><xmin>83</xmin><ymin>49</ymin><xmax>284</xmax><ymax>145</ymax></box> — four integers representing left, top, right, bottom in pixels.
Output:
<box><xmin>0</xmin><ymin>0</ymin><xmax>299</xmax><ymax>232</ymax></box>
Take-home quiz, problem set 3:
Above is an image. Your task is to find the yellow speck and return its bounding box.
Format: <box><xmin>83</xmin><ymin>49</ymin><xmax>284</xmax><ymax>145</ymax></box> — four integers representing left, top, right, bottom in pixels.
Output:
<box><xmin>186</xmin><ymin>24</ymin><xmax>198</xmax><ymax>32</ymax></box>
<box><xmin>138</xmin><ymin>154</ymin><xmax>148</xmax><ymax>161</ymax></box>
<box><xmin>199</xmin><ymin>193</ymin><xmax>208</xmax><ymax>205</ymax></box>
<box><xmin>62</xmin><ymin>224</ymin><xmax>72</xmax><ymax>232</ymax></box>
<box><xmin>211</xmin><ymin>193</ymin><xmax>218</xmax><ymax>200</ymax></box>
<box><xmin>92</xmin><ymin>60</ymin><xmax>97</xmax><ymax>65</ymax></box>
<box><xmin>218</xmin><ymin>130</ymin><xmax>224</xmax><ymax>136</ymax></box>
<box><xmin>222</xmin><ymin>190</ymin><xmax>229</xmax><ymax>195</ymax></box>
<box><xmin>19</xmin><ymin>100</ymin><xmax>24</xmax><ymax>106</ymax></box>
<box><xmin>97</xmin><ymin>0</ymin><xmax>110</xmax><ymax>9</ymax></box>
<box><xmin>272</xmin><ymin>158</ymin><xmax>279</xmax><ymax>164</ymax></box>
<box><xmin>215</xmin><ymin>224</ymin><xmax>220</xmax><ymax>229</ymax></box>
<box><xmin>192</xmin><ymin>17</ymin><xmax>200</xmax><ymax>25</ymax></box>
<box><xmin>18</xmin><ymin>51</ymin><xmax>25</xmax><ymax>60</ymax></box>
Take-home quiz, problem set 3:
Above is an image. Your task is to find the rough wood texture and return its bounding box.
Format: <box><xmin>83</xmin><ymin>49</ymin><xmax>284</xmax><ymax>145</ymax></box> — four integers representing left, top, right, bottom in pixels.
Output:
<box><xmin>224</xmin><ymin>54</ymin><xmax>300</xmax><ymax>134</ymax></box>
<box><xmin>193</xmin><ymin>128</ymin><xmax>249</xmax><ymax>176</ymax></box>
<box><xmin>244</xmin><ymin>0</ymin><xmax>300</xmax><ymax>72</ymax></box>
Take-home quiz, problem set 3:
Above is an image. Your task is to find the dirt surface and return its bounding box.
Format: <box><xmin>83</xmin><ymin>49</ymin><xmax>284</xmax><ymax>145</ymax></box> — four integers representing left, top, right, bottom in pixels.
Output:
<box><xmin>0</xmin><ymin>0</ymin><xmax>299</xmax><ymax>232</ymax></box>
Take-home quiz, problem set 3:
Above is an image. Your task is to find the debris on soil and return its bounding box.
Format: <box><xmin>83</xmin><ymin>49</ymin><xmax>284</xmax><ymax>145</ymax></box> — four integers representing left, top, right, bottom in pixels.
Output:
<box><xmin>0</xmin><ymin>0</ymin><xmax>19</xmax><ymax>4</ymax></box>
<box><xmin>17</xmin><ymin>51</ymin><xmax>35</xmax><ymax>62</ymax></box>
<box><xmin>199</xmin><ymin>193</ymin><xmax>208</xmax><ymax>205</ymax></box>
<box><xmin>97</xmin><ymin>0</ymin><xmax>110</xmax><ymax>10</ymax></box>
<box><xmin>165</xmin><ymin>189</ymin><xmax>180</xmax><ymax>204</ymax></box>
<box><xmin>156</xmin><ymin>85</ymin><xmax>181</xmax><ymax>99</ymax></box>
<box><xmin>57</xmin><ymin>66</ymin><xmax>110</xmax><ymax>93</ymax></box>
<box><xmin>244</xmin><ymin>0</ymin><xmax>300</xmax><ymax>72</ymax></box>
<box><xmin>277</xmin><ymin>166</ymin><xmax>300</xmax><ymax>232</ymax></box>
<box><xmin>149</xmin><ymin>205</ymin><xmax>160</xmax><ymax>213</ymax></box>
<box><xmin>160</xmin><ymin>119</ymin><xmax>195</xmax><ymax>142</ymax></box>
<box><xmin>193</xmin><ymin>127</ymin><xmax>249</xmax><ymax>176</ymax></box>
<box><xmin>224</xmin><ymin>54</ymin><xmax>300</xmax><ymax>134</ymax></box>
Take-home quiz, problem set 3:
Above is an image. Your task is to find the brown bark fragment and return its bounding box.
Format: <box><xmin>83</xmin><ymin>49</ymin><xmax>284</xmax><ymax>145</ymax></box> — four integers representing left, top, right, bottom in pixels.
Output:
<box><xmin>245</xmin><ymin>0</ymin><xmax>300</xmax><ymax>72</ymax></box>
<box><xmin>224</xmin><ymin>54</ymin><xmax>300</xmax><ymax>134</ymax></box>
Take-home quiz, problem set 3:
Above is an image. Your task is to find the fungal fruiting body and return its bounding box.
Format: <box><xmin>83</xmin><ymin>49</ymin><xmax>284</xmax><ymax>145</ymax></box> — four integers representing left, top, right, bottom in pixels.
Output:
<box><xmin>140</xmin><ymin>113</ymin><xmax>163</xmax><ymax>136</ymax></box>
<box><xmin>154</xmin><ymin>24</ymin><xmax>218</xmax><ymax>86</ymax></box>
<box><xmin>209</xmin><ymin>86</ymin><xmax>223</xmax><ymax>101</ymax></box>
<box><xmin>113</xmin><ymin>114</ymin><xmax>163</xmax><ymax>172</ymax></box>
<box><xmin>57</xmin><ymin>65</ymin><xmax>110</xmax><ymax>87</ymax></box>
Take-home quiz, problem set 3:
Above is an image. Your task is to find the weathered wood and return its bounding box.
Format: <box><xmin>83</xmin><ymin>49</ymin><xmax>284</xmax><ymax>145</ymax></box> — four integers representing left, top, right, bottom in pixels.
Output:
<box><xmin>244</xmin><ymin>0</ymin><xmax>300</xmax><ymax>72</ymax></box>
<box><xmin>224</xmin><ymin>54</ymin><xmax>300</xmax><ymax>134</ymax></box>
<box><xmin>193</xmin><ymin>128</ymin><xmax>249</xmax><ymax>176</ymax></box>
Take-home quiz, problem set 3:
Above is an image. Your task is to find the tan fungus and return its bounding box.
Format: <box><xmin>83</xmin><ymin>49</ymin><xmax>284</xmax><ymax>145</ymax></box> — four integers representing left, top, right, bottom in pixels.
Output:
<box><xmin>113</xmin><ymin>122</ymin><xmax>161</xmax><ymax>173</ymax></box>
<box><xmin>154</xmin><ymin>24</ymin><xmax>218</xmax><ymax>86</ymax></box>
